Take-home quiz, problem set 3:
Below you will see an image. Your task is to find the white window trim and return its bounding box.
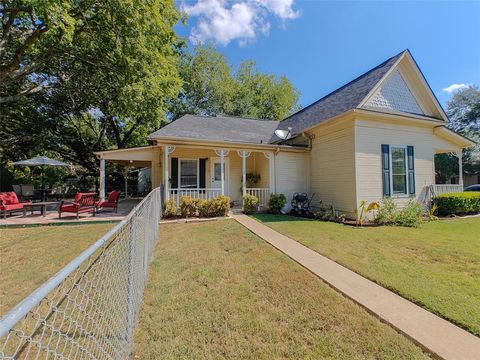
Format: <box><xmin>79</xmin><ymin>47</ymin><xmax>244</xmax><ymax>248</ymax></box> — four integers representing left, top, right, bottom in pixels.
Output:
<box><xmin>389</xmin><ymin>144</ymin><xmax>409</xmax><ymax>197</ymax></box>
<box><xmin>178</xmin><ymin>158</ymin><xmax>200</xmax><ymax>189</ymax></box>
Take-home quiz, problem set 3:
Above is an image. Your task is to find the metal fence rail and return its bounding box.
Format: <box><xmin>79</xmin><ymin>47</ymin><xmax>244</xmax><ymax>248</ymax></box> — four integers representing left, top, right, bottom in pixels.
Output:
<box><xmin>0</xmin><ymin>188</ymin><xmax>161</xmax><ymax>359</ymax></box>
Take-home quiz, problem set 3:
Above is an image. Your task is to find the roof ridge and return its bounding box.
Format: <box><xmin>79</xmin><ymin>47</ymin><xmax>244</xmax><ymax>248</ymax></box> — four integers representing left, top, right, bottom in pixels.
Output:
<box><xmin>214</xmin><ymin>113</ymin><xmax>278</xmax><ymax>122</ymax></box>
<box><xmin>282</xmin><ymin>49</ymin><xmax>407</xmax><ymax>122</ymax></box>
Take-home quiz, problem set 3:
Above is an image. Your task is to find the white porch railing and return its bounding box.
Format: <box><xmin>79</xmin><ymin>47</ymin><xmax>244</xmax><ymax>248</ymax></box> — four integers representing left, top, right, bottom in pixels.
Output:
<box><xmin>168</xmin><ymin>188</ymin><xmax>222</xmax><ymax>205</ymax></box>
<box><xmin>246</xmin><ymin>188</ymin><xmax>270</xmax><ymax>208</ymax></box>
<box><xmin>433</xmin><ymin>184</ymin><xmax>463</xmax><ymax>195</ymax></box>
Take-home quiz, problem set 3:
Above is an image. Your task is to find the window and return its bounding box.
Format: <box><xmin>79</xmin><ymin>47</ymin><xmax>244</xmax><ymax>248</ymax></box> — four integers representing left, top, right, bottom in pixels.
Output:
<box><xmin>213</xmin><ymin>163</ymin><xmax>225</xmax><ymax>181</ymax></box>
<box><xmin>214</xmin><ymin>163</ymin><xmax>221</xmax><ymax>181</ymax></box>
<box><xmin>179</xmin><ymin>159</ymin><xmax>198</xmax><ymax>188</ymax></box>
<box><xmin>390</xmin><ymin>146</ymin><xmax>407</xmax><ymax>195</ymax></box>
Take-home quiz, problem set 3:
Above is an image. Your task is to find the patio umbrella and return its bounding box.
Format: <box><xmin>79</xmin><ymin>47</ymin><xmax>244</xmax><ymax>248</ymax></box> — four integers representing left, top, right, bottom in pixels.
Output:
<box><xmin>12</xmin><ymin>156</ymin><xmax>71</xmax><ymax>167</ymax></box>
<box><xmin>12</xmin><ymin>156</ymin><xmax>71</xmax><ymax>201</ymax></box>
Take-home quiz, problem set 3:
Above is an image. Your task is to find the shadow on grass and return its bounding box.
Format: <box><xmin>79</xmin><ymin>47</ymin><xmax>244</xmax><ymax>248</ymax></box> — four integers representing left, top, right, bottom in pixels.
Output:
<box><xmin>251</xmin><ymin>213</ymin><xmax>313</xmax><ymax>223</ymax></box>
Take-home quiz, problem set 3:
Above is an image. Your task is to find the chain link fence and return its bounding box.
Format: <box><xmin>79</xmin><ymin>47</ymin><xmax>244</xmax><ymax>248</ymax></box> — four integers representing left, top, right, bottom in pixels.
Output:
<box><xmin>0</xmin><ymin>188</ymin><xmax>161</xmax><ymax>359</ymax></box>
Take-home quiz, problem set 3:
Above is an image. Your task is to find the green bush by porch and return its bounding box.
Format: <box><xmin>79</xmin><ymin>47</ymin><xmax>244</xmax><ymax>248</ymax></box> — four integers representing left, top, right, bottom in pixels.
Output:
<box><xmin>434</xmin><ymin>192</ymin><xmax>480</xmax><ymax>216</ymax></box>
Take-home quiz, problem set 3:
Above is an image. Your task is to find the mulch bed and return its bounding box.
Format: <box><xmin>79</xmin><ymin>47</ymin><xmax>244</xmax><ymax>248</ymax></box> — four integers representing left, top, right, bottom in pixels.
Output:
<box><xmin>342</xmin><ymin>220</ymin><xmax>380</xmax><ymax>227</ymax></box>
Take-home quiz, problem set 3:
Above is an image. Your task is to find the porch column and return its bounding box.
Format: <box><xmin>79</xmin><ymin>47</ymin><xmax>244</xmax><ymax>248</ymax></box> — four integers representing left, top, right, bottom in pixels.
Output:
<box><xmin>99</xmin><ymin>158</ymin><xmax>106</xmax><ymax>201</ymax></box>
<box><xmin>264</xmin><ymin>152</ymin><xmax>275</xmax><ymax>194</ymax></box>
<box><xmin>237</xmin><ymin>150</ymin><xmax>251</xmax><ymax>197</ymax></box>
<box><xmin>164</xmin><ymin>145</ymin><xmax>176</xmax><ymax>200</ymax></box>
<box><xmin>457</xmin><ymin>149</ymin><xmax>464</xmax><ymax>190</ymax></box>
<box><xmin>215</xmin><ymin>149</ymin><xmax>229</xmax><ymax>195</ymax></box>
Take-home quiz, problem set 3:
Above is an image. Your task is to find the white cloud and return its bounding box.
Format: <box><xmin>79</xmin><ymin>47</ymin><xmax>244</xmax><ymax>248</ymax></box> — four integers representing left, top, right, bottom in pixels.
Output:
<box><xmin>258</xmin><ymin>0</ymin><xmax>300</xmax><ymax>19</ymax></box>
<box><xmin>442</xmin><ymin>83</ymin><xmax>469</xmax><ymax>94</ymax></box>
<box><xmin>182</xmin><ymin>0</ymin><xmax>300</xmax><ymax>46</ymax></box>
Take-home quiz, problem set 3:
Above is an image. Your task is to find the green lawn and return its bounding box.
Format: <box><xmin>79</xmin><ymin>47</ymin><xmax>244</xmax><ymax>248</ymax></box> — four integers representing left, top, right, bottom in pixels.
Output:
<box><xmin>0</xmin><ymin>224</ymin><xmax>113</xmax><ymax>315</ymax></box>
<box><xmin>133</xmin><ymin>220</ymin><xmax>428</xmax><ymax>359</ymax></box>
<box><xmin>253</xmin><ymin>214</ymin><xmax>480</xmax><ymax>335</ymax></box>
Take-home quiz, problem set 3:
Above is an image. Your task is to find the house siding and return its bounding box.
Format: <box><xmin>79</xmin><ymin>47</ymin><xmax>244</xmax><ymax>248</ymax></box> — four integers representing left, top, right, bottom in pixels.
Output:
<box><xmin>309</xmin><ymin>119</ymin><xmax>357</xmax><ymax>215</ymax></box>
<box><xmin>354</xmin><ymin>117</ymin><xmax>461</xmax><ymax>208</ymax></box>
<box><xmin>275</xmin><ymin>151</ymin><xmax>310</xmax><ymax>210</ymax></box>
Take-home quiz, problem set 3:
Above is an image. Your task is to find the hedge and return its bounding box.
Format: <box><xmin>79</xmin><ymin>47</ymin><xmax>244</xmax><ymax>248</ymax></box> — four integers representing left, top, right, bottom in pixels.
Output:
<box><xmin>163</xmin><ymin>195</ymin><xmax>230</xmax><ymax>218</ymax></box>
<box><xmin>434</xmin><ymin>192</ymin><xmax>480</xmax><ymax>216</ymax></box>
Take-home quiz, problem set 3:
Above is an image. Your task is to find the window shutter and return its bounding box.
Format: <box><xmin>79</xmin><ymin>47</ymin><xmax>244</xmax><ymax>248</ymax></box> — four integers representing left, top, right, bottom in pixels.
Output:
<box><xmin>407</xmin><ymin>146</ymin><xmax>415</xmax><ymax>195</ymax></box>
<box><xmin>199</xmin><ymin>159</ymin><xmax>206</xmax><ymax>188</ymax></box>
<box><xmin>171</xmin><ymin>158</ymin><xmax>178</xmax><ymax>189</ymax></box>
<box><xmin>381</xmin><ymin>144</ymin><xmax>391</xmax><ymax>197</ymax></box>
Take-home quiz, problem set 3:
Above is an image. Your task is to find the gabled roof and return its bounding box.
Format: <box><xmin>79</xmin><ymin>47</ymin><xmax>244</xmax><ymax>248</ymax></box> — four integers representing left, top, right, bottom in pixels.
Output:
<box><xmin>149</xmin><ymin>50</ymin><xmax>454</xmax><ymax>147</ymax></box>
<box><xmin>276</xmin><ymin>51</ymin><xmax>405</xmax><ymax>136</ymax></box>
<box><xmin>148</xmin><ymin>114</ymin><xmax>280</xmax><ymax>144</ymax></box>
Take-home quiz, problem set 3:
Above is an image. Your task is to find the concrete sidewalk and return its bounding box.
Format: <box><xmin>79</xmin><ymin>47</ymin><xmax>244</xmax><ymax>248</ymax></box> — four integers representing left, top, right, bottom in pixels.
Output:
<box><xmin>232</xmin><ymin>214</ymin><xmax>480</xmax><ymax>360</ymax></box>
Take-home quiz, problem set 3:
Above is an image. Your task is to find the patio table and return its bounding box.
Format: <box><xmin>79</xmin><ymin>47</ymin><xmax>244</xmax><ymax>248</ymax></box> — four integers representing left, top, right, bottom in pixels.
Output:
<box><xmin>24</xmin><ymin>201</ymin><xmax>59</xmax><ymax>217</ymax></box>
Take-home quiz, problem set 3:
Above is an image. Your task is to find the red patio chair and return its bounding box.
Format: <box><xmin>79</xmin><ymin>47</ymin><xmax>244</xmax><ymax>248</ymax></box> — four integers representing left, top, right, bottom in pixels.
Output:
<box><xmin>58</xmin><ymin>192</ymin><xmax>96</xmax><ymax>219</ymax></box>
<box><xmin>95</xmin><ymin>190</ymin><xmax>121</xmax><ymax>213</ymax></box>
<box><xmin>0</xmin><ymin>192</ymin><xmax>31</xmax><ymax>219</ymax></box>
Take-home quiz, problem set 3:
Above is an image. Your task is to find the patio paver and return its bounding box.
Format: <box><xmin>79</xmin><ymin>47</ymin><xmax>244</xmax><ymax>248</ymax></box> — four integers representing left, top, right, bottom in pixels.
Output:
<box><xmin>232</xmin><ymin>214</ymin><xmax>480</xmax><ymax>360</ymax></box>
<box><xmin>0</xmin><ymin>199</ymin><xmax>139</xmax><ymax>226</ymax></box>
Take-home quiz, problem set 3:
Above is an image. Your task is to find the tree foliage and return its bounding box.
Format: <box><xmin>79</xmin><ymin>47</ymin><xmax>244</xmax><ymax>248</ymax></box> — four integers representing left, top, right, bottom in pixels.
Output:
<box><xmin>436</xmin><ymin>85</ymin><xmax>480</xmax><ymax>183</ymax></box>
<box><xmin>1</xmin><ymin>6</ymin><xmax>301</xmax><ymax>180</ymax></box>
<box><xmin>170</xmin><ymin>45</ymin><xmax>300</xmax><ymax>121</ymax></box>
<box><xmin>447</xmin><ymin>85</ymin><xmax>480</xmax><ymax>132</ymax></box>
<box><xmin>1</xmin><ymin>0</ymin><xmax>182</xmax><ymax>171</ymax></box>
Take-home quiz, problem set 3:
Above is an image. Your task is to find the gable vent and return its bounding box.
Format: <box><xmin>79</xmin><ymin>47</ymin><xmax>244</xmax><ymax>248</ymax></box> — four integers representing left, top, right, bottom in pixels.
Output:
<box><xmin>364</xmin><ymin>70</ymin><xmax>424</xmax><ymax>115</ymax></box>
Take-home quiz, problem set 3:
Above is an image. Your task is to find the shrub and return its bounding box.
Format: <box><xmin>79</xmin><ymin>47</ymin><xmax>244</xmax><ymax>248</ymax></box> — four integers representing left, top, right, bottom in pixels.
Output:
<box><xmin>164</xmin><ymin>199</ymin><xmax>177</xmax><ymax>218</ymax></box>
<box><xmin>375</xmin><ymin>197</ymin><xmax>423</xmax><ymax>227</ymax></box>
<box><xmin>211</xmin><ymin>195</ymin><xmax>230</xmax><ymax>216</ymax></box>
<box><xmin>314</xmin><ymin>205</ymin><xmax>345</xmax><ymax>222</ymax></box>
<box><xmin>268</xmin><ymin>193</ymin><xmax>287</xmax><ymax>214</ymax></box>
<box><xmin>195</xmin><ymin>196</ymin><xmax>230</xmax><ymax>217</ymax></box>
<box><xmin>356</xmin><ymin>200</ymin><xmax>380</xmax><ymax>225</ymax></box>
<box><xmin>434</xmin><ymin>192</ymin><xmax>480</xmax><ymax>216</ymax></box>
<box><xmin>179</xmin><ymin>196</ymin><xmax>197</xmax><ymax>217</ymax></box>
<box><xmin>197</xmin><ymin>199</ymin><xmax>213</xmax><ymax>217</ymax></box>
<box><xmin>243</xmin><ymin>194</ymin><xmax>259</xmax><ymax>214</ymax></box>
<box><xmin>394</xmin><ymin>199</ymin><xmax>423</xmax><ymax>227</ymax></box>
<box><xmin>375</xmin><ymin>197</ymin><xmax>397</xmax><ymax>225</ymax></box>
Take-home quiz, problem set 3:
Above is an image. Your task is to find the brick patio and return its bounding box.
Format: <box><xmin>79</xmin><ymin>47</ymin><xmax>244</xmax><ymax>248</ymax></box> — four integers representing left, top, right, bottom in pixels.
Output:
<box><xmin>0</xmin><ymin>199</ymin><xmax>140</xmax><ymax>226</ymax></box>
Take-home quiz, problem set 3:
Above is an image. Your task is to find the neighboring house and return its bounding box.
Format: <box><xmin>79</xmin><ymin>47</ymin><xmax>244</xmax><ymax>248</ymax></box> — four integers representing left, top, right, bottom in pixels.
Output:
<box><xmin>95</xmin><ymin>49</ymin><xmax>475</xmax><ymax>217</ymax></box>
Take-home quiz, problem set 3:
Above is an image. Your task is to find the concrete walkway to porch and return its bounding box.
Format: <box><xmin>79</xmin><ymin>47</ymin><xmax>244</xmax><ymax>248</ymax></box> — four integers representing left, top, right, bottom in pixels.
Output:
<box><xmin>232</xmin><ymin>214</ymin><xmax>480</xmax><ymax>360</ymax></box>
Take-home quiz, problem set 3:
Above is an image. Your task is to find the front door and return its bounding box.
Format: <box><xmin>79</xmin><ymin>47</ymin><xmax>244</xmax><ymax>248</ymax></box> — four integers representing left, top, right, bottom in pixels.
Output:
<box><xmin>211</xmin><ymin>157</ymin><xmax>228</xmax><ymax>193</ymax></box>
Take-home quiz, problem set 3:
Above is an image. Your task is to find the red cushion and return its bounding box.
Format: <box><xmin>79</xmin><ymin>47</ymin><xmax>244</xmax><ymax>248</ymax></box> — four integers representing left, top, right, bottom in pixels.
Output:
<box><xmin>77</xmin><ymin>207</ymin><xmax>94</xmax><ymax>213</ymax></box>
<box><xmin>107</xmin><ymin>191</ymin><xmax>120</xmax><ymax>202</ymax></box>
<box><xmin>96</xmin><ymin>201</ymin><xmax>116</xmax><ymax>208</ymax></box>
<box><xmin>60</xmin><ymin>205</ymin><xmax>79</xmax><ymax>212</ymax></box>
<box><xmin>60</xmin><ymin>203</ymin><xmax>94</xmax><ymax>213</ymax></box>
<box><xmin>0</xmin><ymin>192</ymin><xmax>20</xmax><ymax>205</ymax></box>
<box><xmin>1</xmin><ymin>203</ymin><xmax>24</xmax><ymax>211</ymax></box>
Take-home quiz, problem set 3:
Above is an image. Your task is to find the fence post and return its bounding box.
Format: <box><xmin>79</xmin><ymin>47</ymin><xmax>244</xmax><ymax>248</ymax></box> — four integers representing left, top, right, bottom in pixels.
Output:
<box><xmin>126</xmin><ymin>217</ymin><xmax>136</xmax><ymax>348</ymax></box>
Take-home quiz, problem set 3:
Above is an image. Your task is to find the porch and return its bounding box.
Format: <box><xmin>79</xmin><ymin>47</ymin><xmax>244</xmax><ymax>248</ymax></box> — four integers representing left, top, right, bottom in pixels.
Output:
<box><xmin>162</xmin><ymin>145</ymin><xmax>275</xmax><ymax>209</ymax></box>
<box><xmin>432</xmin><ymin>148</ymin><xmax>465</xmax><ymax>196</ymax></box>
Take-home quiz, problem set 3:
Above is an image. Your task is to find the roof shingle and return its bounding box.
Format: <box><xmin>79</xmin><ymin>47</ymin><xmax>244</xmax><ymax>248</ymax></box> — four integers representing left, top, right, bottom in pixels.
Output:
<box><xmin>149</xmin><ymin>50</ymin><xmax>409</xmax><ymax>145</ymax></box>
<box><xmin>275</xmin><ymin>50</ymin><xmax>405</xmax><ymax>137</ymax></box>
<box><xmin>148</xmin><ymin>114</ymin><xmax>280</xmax><ymax>144</ymax></box>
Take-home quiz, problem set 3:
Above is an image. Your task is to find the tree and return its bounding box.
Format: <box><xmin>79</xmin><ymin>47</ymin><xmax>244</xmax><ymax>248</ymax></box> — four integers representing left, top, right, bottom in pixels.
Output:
<box><xmin>1</xmin><ymin>1</ymin><xmax>89</xmax><ymax>104</ymax></box>
<box><xmin>447</xmin><ymin>85</ymin><xmax>480</xmax><ymax>132</ymax></box>
<box><xmin>435</xmin><ymin>85</ymin><xmax>480</xmax><ymax>183</ymax></box>
<box><xmin>42</xmin><ymin>0</ymin><xmax>182</xmax><ymax>150</ymax></box>
<box><xmin>170</xmin><ymin>45</ymin><xmax>300</xmax><ymax>121</ymax></box>
<box><xmin>1</xmin><ymin>0</ymin><xmax>182</xmax><ymax>172</ymax></box>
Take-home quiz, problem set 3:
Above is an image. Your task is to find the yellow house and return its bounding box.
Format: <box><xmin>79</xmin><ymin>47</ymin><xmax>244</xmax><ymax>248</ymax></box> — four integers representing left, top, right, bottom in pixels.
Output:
<box><xmin>95</xmin><ymin>49</ymin><xmax>475</xmax><ymax>217</ymax></box>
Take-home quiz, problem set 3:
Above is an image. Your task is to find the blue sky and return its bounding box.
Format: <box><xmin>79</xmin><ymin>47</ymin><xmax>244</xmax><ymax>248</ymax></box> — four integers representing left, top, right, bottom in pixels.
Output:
<box><xmin>177</xmin><ymin>1</ymin><xmax>480</xmax><ymax>108</ymax></box>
